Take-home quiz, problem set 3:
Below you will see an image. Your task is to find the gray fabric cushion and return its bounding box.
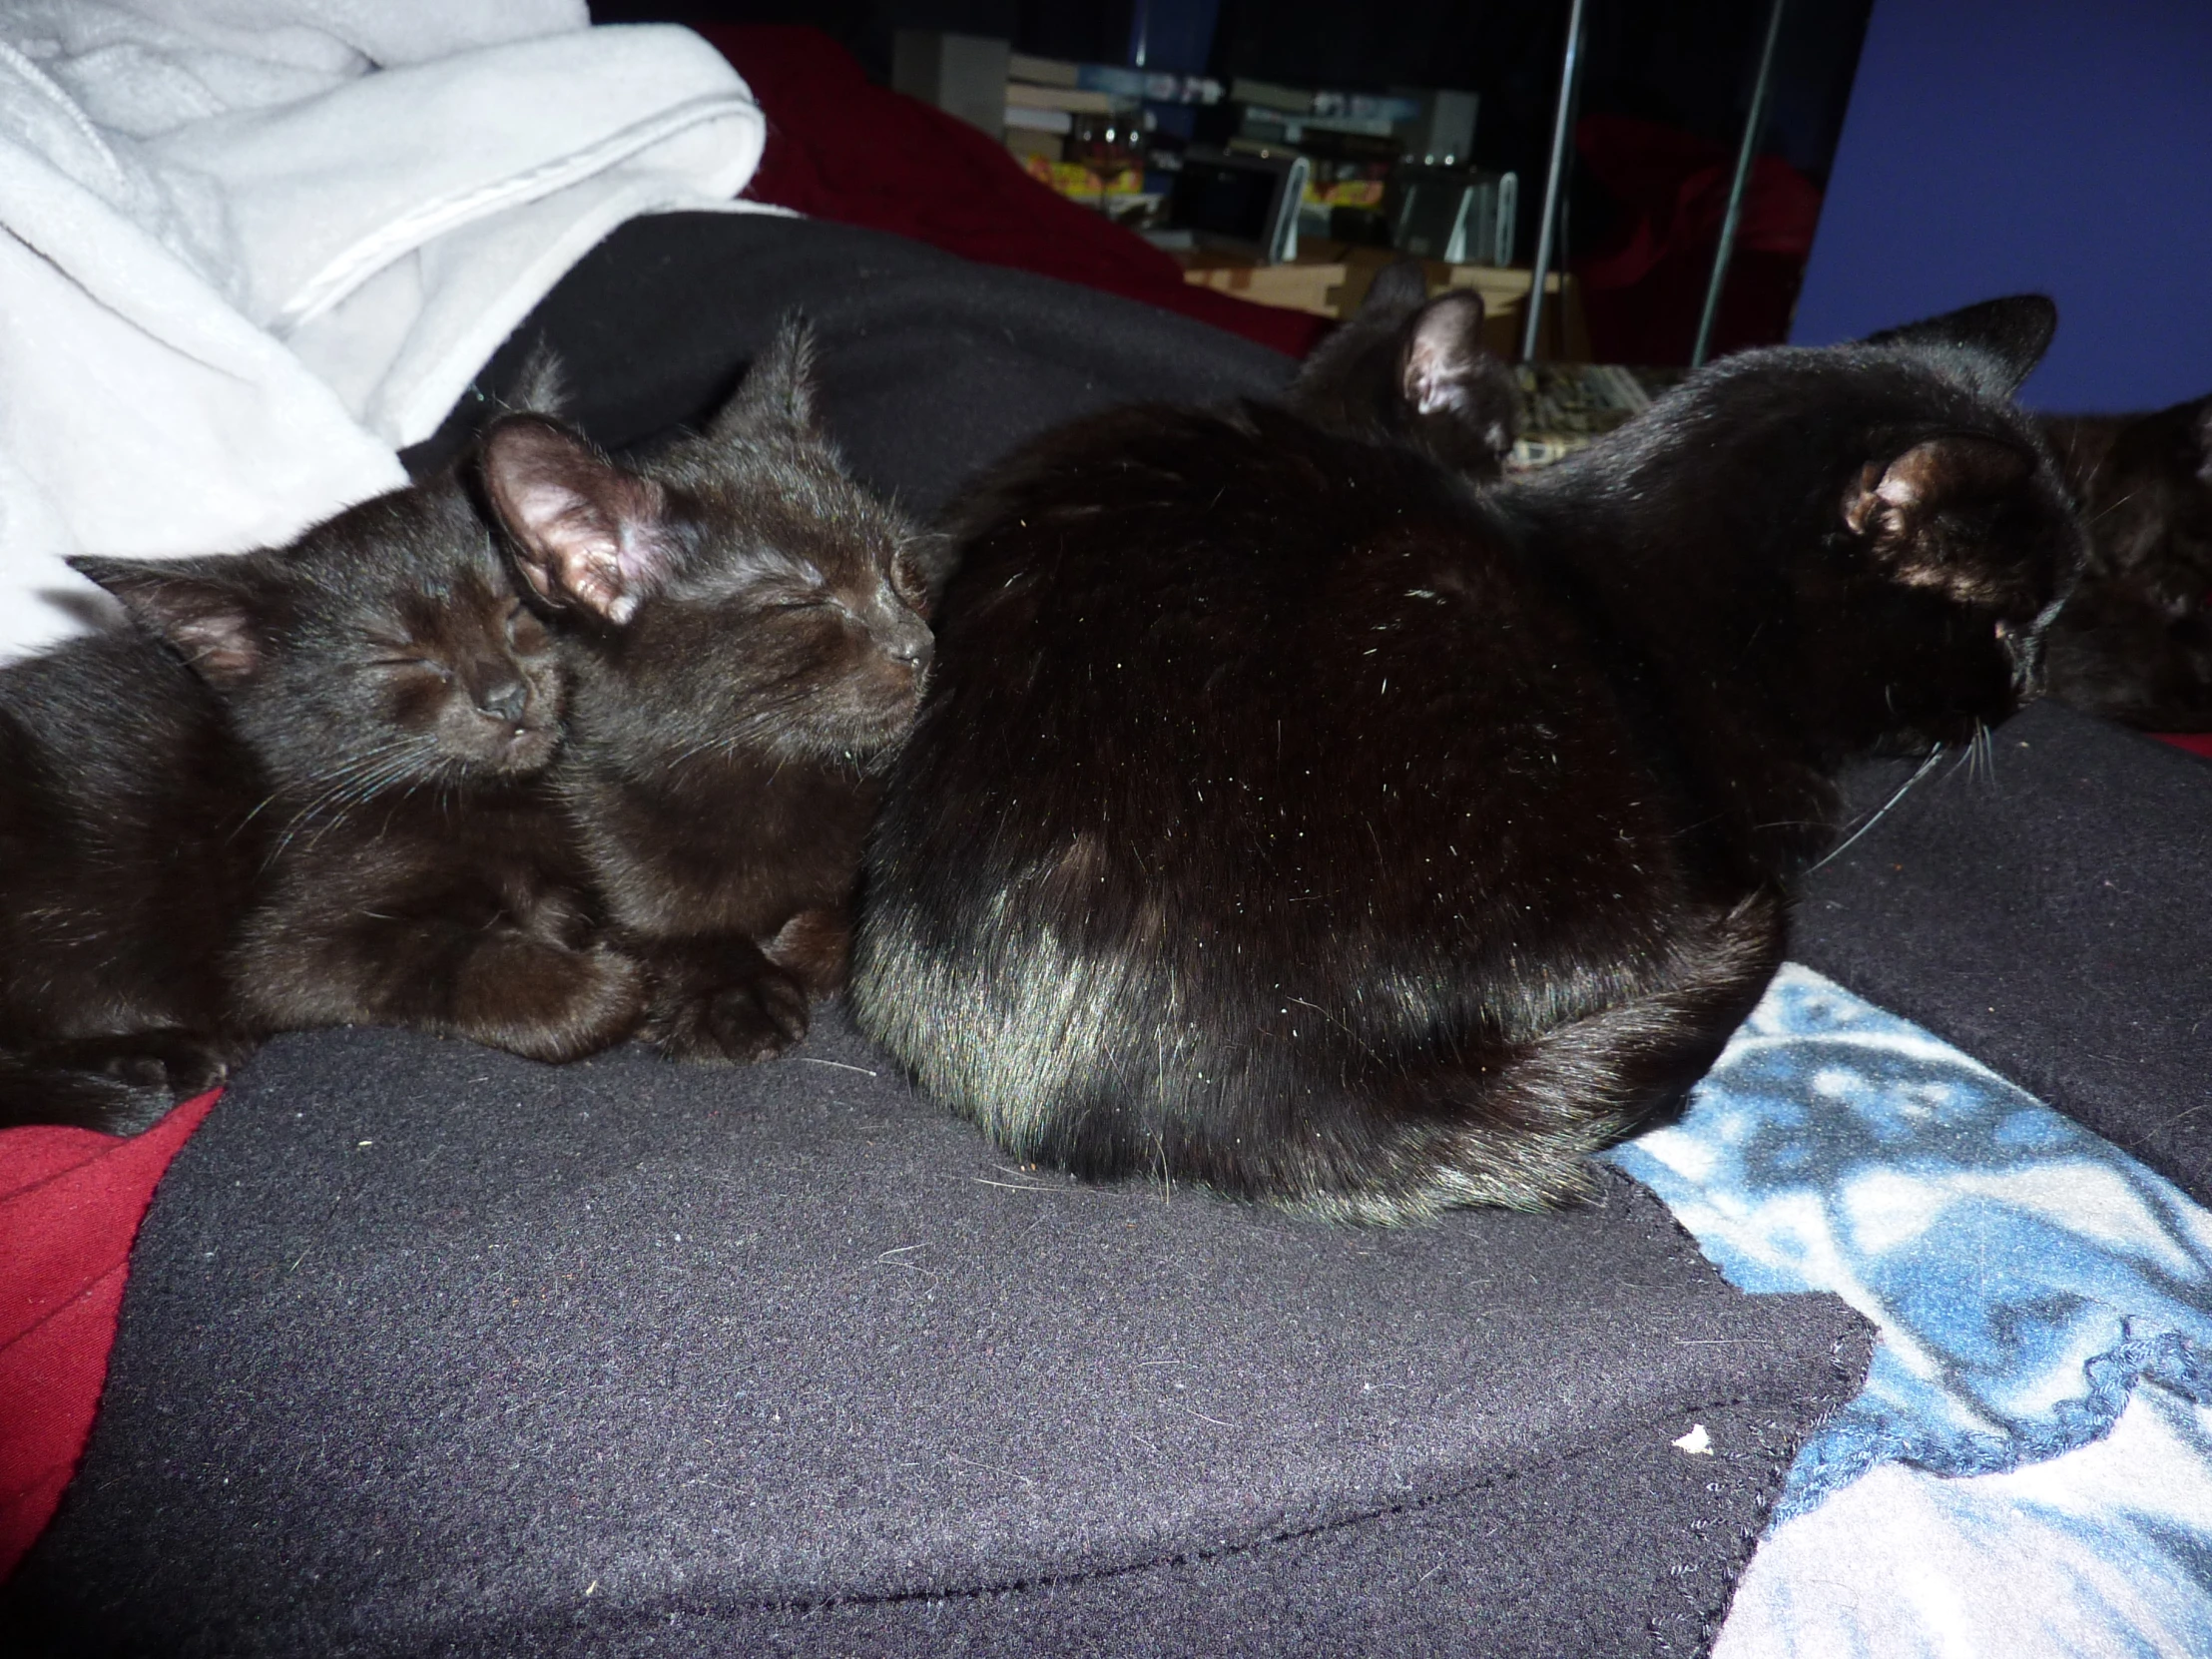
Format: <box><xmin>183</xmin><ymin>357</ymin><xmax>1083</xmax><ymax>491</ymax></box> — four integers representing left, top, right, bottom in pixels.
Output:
<box><xmin>4</xmin><ymin>1010</ymin><xmax>1869</xmax><ymax>1655</ymax></box>
<box><xmin>399</xmin><ymin>212</ymin><xmax>1299</xmax><ymax>516</ymax></box>
<box><xmin>1802</xmin><ymin>701</ymin><xmax>2212</xmax><ymax>1204</ymax></box>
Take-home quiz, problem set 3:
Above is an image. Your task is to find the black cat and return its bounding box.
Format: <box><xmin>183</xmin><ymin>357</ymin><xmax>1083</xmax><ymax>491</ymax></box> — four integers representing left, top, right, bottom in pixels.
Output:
<box><xmin>479</xmin><ymin>318</ymin><xmax>935</xmax><ymax>1064</ymax></box>
<box><xmin>850</xmin><ymin>294</ymin><xmax>2083</xmax><ymax>1222</ymax></box>
<box><xmin>2039</xmin><ymin>395</ymin><xmax>2212</xmax><ymax>730</ymax></box>
<box><xmin>0</xmin><ymin>452</ymin><xmax>641</xmax><ymax>1135</ymax></box>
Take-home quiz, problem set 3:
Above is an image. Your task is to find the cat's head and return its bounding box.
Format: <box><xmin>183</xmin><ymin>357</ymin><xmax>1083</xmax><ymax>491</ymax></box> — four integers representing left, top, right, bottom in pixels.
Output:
<box><xmin>70</xmin><ymin>485</ymin><xmax>563</xmax><ymax>794</ymax></box>
<box><xmin>1614</xmin><ymin>294</ymin><xmax>2084</xmax><ymax>758</ymax></box>
<box><xmin>1284</xmin><ymin>260</ymin><xmax>1520</xmax><ymax>479</ymax></box>
<box><xmin>478</xmin><ymin>316</ymin><xmax>934</xmax><ymax>768</ymax></box>
<box><xmin>2080</xmin><ymin>392</ymin><xmax>2212</xmax><ymax>610</ymax></box>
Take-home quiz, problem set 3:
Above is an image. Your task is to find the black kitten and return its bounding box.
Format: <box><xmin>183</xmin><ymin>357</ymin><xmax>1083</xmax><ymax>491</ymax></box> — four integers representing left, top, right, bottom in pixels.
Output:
<box><xmin>2039</xmin><ymin>395</ymin><xmax>2212</xmax><ymax>730</ymax></box>
<box><xmin>0</xmin><ymin>461</ymin><xmax>641</xmax><ymax>1135</ymax></box>
<box><xmin>480</xmin><ymin>318</ymin><xmax>934</xmax><ymax>1064</ymax></box>
<box><xmin>851</xmin><ymin>295</ymin><xmax>2082</xmax><ymax>1222</ymax></box>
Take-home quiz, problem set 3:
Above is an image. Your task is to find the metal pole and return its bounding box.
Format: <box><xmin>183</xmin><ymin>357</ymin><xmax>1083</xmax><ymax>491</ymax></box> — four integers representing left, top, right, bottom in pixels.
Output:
<box><xmin>1691</xmin><ymin>0</ymin><xmax>1788</xmax><ymax>367</ymax></box>
<box><xmin>1520</xmin><ymin>0</ymin><xmax>1590</xmax><ymax>362</ymax></box>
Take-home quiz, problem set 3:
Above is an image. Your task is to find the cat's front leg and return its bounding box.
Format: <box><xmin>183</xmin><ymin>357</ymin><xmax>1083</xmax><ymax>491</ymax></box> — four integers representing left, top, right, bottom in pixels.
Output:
<box><xmin>633</xmin><ymin>933</ymin><xmax>811</xmax><ymax>1064</ymax></box>
<box><xmin>234</xmin><ymin>914</ymin><xmax>647</xmax><ymax>1064</ymax></box>
<box><xmin>762</xmin><ymin>905</ymin><xmax>853</xmax><ymax>999</ymax></box>
<box><xmin>446</xmin><ymin>931</ymin><xmax>649</xmax><ymax>1063</ymax></box>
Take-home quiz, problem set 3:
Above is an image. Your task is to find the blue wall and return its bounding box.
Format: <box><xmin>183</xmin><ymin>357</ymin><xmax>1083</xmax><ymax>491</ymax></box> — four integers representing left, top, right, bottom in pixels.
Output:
<box><xmin>1790</xmin><ymin>0</ymin><xmax>2212</xmax><ymax>411</ymax></box>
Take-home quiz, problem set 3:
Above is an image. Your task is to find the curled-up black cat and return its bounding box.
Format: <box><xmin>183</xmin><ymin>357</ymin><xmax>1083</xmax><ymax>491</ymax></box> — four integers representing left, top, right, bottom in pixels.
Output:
<box><xmin>2038</xmin><ymin>394</ymin><xmax>2212</xmax><ymax>730</ymax></box>
<box><xmin>850</xmin><ymin>293</ymin><xmax>2083</xmax><ymax>1222</ymax></box>
<box><xmin>479</xmin><ymin>317</ymin><xmax>935</xmax><ymax>1064</ymax></box>
<box><xmin>1</xmin><ymin>433</ymin><xmax>642</xmax><ymax>1134</ymax></box>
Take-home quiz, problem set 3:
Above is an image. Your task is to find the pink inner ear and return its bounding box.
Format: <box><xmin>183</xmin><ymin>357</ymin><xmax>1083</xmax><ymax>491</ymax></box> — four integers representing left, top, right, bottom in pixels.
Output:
<box><xmin>1859</xmin><ymin>436</ymin><xmax>2033</xmax><ymax>530</ymax></box>
<box><xmin>1402</xmin><ymin>294</ymin><xmax>1491</xmax><ymax>414</ymax></box>
<box><xmin>1876</xmin><ymin>449</ymin><xmax>1938</xmax><ymax>512</ymax></box>
<box><xmin>486</xmin><ymin>421</ymin><xmax>671</xmax><ymax>627</ymax></box>
<box><xmin>170</xmin><ymin>607</ymin><xmax>259</xmax><ymax>682</ymax></box>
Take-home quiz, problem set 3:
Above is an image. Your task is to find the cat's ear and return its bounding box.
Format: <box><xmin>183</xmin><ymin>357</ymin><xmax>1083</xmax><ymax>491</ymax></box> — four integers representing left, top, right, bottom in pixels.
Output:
<box><xmin>1864</xmin><ymin>294</ymin><xmax>2057</xmax><ymax>400</ymax></box>
<box><xmin>503</xmin><ymin>341</ymin><xmax>569</xmax><ymax>418</ymax></box>
<box><xmin>480</xmin><ymin>415</ymin><xmax>676</xmax><ymax>628</ymax></box>
<box><xmin>1843</xmin><ymin>435</ymin><xmax>2034</xmax><ymax>574</ymax></box>
<box><xmin>1358</xmin><ymin>257</ymin><xmax>1431</xmax><ymax>324</ymax></box>
<box><xmin>709</xmin><ymin>315</ymin><xmax>821</xmax><ymax>443</ymax></box>
<box><xmin>68</xmin><ymin>556</ymin><xmax>266</xmax><ymax>684</ymax></box>
<box><xmin>1399</xmin><ymin>290</ymin><xmax>1493</xmax><ymax>417</ymax></box>
<box><xmin>1397</xmin><ymin>291</ymin><xmax>1517</xmax><ymax>463</ymax></box>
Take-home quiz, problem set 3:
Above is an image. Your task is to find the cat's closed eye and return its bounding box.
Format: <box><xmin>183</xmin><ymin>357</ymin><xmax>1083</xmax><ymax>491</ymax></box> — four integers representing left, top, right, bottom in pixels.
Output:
<box><xmin>366</xmin><ymin>644</ymin><xmax>452</xmax><ymax>679</ymax></box>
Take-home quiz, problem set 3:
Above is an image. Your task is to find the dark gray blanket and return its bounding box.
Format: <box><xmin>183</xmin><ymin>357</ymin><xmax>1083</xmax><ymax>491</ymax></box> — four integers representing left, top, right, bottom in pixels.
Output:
<box><xmin>1802</xmin><ymin>702</ymin><xmax>2212</xmax><ymax>1206</ymax></box>
<box><xmin>2</xmin><ymin>1013</ymin><xmax>1869</xmax><ymax>1656</ymax></box>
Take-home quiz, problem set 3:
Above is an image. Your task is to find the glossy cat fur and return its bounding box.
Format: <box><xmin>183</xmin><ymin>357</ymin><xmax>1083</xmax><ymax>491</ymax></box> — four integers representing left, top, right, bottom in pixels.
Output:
<box><xmin>851</xmin><ymin>294</ymin><xmax>2082</xmax><ymax>1222</ymax></box>
<box><xmin>480</xmin><ymin>318</ymin><xmax>934</xmax><ymax>1064</ymax></box>
<box><xmin>2039</xmin><ymin>395</ymin><xmax>2212</xmax><ymax>729</ymax></box>
<box><xmin>0</xmin><ymin>447</ymin><xmax>640</xmax><ymax>1134</ymax></box>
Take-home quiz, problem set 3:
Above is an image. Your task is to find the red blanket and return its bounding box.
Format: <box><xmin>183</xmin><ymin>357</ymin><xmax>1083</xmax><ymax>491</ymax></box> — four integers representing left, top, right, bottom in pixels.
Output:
<box><xmin>1</xmin><ymin>1094</ymin><xmax>218</xmax><ymax>1575</ymax></box>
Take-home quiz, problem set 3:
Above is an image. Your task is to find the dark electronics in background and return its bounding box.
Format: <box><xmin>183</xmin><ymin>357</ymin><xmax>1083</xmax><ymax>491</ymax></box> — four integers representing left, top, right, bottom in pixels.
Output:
<box><xmin>594</xmin><ymin>0</ymin><xmax>1873</xmax><ymax>273</ymax></box>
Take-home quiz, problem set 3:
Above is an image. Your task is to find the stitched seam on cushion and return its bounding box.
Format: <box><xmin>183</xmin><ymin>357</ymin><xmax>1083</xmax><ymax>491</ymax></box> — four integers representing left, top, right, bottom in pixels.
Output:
<box><xmin>0</xmin><ymin>1259</ymin><xmax>126</xmax><ymax>1358</ymax></box>
<box><xmin>447</xmin><ymin>1394</ymin><xmax>1817</xmax><ymax>1657</ymax></box>
<box><xmin>0</xmin><ymin>1145</ymin><xmax>119</xmax><ymax>1207</ymax></box>
<box><xmin>0</xmin><ymin>1089</ymin><xmax>223</xmax><ymax>1204</ymax></box>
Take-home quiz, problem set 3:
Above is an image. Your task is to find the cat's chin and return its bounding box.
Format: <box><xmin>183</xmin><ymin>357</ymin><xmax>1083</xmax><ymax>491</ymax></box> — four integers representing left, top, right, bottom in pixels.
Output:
<box><xmin>460</xmin><ymin>722</ymin><xmax>560</xmax><ymax>777</ymax></box>
<box><xmin>775</xmin><ymin>734</ymin><xmax>904</xmax><ymax>775</ymax></box>
<box><xmin>774</xmin><ymin>694</ymin><xmax>923</xmax><ymax>770</ymax></box>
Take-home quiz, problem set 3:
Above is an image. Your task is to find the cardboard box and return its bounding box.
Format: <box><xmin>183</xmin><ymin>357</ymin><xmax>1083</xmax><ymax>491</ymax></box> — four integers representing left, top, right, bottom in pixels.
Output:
<box><xmin>1178</xmin><ymin>244</ymin><xmax>1589</xmax><ymax>361</ymax></box>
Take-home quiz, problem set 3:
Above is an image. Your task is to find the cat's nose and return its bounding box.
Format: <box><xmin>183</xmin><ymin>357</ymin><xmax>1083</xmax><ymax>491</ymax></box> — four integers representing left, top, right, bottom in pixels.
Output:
<box><xmin>476</xmin><ymin>677</ymin><xmax>529</xmax><ymax>725</ymax></box>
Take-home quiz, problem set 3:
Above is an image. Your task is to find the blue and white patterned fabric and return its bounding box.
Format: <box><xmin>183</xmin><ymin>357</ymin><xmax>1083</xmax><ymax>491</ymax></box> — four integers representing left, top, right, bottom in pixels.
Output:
<box><xmin>1607</xmin><ymin>964</ymin><xmax>2212</xmax><ymax>1656</ymax></box>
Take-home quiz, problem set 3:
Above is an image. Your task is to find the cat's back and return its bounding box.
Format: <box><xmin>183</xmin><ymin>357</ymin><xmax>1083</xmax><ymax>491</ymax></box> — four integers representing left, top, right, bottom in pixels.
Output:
<box><xmin>0</xmin><ymin>628</ymin><xmax>254</xmax><ymax>844</ymax></box>
<box><xmin>0</xmin><ymin>625</ymin><xmax>263</xmax><ymax>1035</ymax></box>
<box><xmin>891</xmin><ymin>399</ymin><xmax>1676</xmax><ymax>954</ymax></box>
<box><xmin>936</xmin><ymin>400</ymin><xmax>1616</xmax><ymax>778</ymax></box>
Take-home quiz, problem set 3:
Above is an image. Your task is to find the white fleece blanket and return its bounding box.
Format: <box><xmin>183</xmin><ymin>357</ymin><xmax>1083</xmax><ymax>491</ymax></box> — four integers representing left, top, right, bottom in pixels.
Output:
<box><xmin>0</xmin><ymin>1</ymin><xmax>767</xmax><ymax>661</ymax></box>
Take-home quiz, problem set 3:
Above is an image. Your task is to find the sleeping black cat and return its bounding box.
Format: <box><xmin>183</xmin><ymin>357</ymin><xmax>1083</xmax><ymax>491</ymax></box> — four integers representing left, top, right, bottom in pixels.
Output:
<box><xmin>0</xmin><ymin>445</ymin><xmax>640</xmax><ymax>1135</ymax></box>
<box><xmin>2039</xmin><ymin>394</ymin><xmax>2212</xmax><ymax>730</ymax></box>
<box><xmin>480</xmin><ymin>318</ymin><xmax>935</xmax><ymax>1064</ymax></box>
<box><xmin>851</xmin><ymin>292</ymin><xmax>2083</xmax><ymax>1222</ymax></box>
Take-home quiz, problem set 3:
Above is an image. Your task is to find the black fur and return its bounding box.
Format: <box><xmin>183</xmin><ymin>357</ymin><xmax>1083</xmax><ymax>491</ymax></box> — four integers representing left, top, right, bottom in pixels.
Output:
<box><xmin>2041</xmin><ymin>394</ymin><xmax>2212</xmax><ymax>730</ymax></box>
<box><xmin>851</xmin><ymin>295</ymin><xmax>2083</xmax><ymax>1221</ymax></box>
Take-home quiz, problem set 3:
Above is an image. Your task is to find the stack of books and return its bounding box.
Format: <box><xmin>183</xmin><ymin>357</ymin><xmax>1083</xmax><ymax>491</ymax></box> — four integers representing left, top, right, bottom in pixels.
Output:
<box><xmin>998</xmin><ymin>54</ymin><xmax>1497</xmax><ymax>264</ymax></box>
<box><xmin>1002</xmin><ymin>54</ymin><xmax>1216</xmax><ymax>205</ymax></box>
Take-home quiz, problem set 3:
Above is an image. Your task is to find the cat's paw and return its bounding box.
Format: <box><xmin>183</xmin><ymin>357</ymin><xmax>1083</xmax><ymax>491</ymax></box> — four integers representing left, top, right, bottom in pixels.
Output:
<box><xmin>66</xmin><ymin>1074</ymin><xmax>179</xmax><ymax>1137</ymax></box>
<box><xmin>96</xmin><ymin>1030</ymin><xmax>242</xmax><ymax>1097</ymax></box>
<box><xmin>4</xmin><ymin>1031</ymin><xmax>244</xmax><ymax>1133</ymax></box>
<box><xmin>3</xmin><ymin>1061</ymin><xmax>176</xmax><ymax>1137</ymax></box>
<box><xmin>646</xmin><ymin>962</ymin><xmax>812</xmax><ymax>1064</ymax></box>
<box><xmin>457</xmin><ymin>939</ymin><xmax>646</xmax><ymax>1063</ymax></box>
